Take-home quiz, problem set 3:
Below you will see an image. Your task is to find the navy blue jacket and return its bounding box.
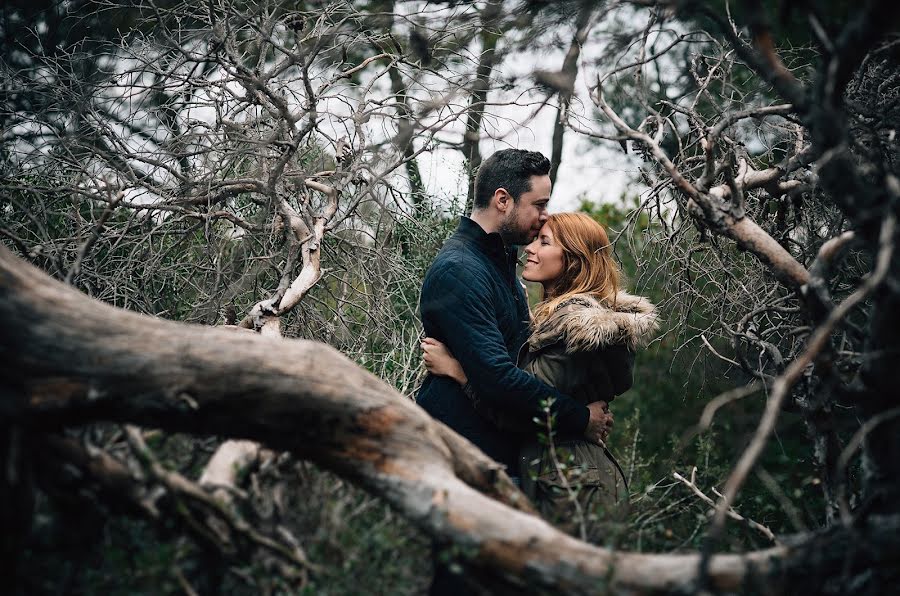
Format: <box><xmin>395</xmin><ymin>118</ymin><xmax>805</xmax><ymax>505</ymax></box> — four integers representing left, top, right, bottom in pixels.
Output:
<box><xmin>416</xmin><ymin>217</ymin><xmax>589</xmax><ymax>471</ymax></box>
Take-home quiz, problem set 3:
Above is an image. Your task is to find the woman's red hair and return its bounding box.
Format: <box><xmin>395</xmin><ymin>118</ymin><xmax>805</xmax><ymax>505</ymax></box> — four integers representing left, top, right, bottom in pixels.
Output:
<box><xmin>532</xmin><ymin>212</ymin><xmax>620</xmax><ymax>323</ymax></box>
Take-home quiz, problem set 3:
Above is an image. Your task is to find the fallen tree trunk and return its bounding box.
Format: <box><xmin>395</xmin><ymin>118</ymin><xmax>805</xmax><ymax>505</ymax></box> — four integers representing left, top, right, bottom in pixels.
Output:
<box><xmin>1</xmin><ymin>245</ymin><xmax>898</xmax><ymax>594</ymax></box>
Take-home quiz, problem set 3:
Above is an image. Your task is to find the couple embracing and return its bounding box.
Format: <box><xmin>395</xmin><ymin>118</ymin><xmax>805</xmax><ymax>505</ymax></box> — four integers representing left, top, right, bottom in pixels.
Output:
<box><xmin>417</xmin><ymin>149</ymin><xmax>658</xmax><ymax>545</ymax></box>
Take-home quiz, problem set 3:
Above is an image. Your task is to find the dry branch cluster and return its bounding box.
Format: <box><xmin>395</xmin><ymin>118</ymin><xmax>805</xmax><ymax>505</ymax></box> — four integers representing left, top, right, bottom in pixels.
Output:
<box><xmin>2</xmin><ymin>0</ymin><xmax>900</xmax><ymax>594</ymax></box>
<box><xmin>561</xmin><ymin>1</ymin><xmax>900</xmax><ymax>539</ymax></box>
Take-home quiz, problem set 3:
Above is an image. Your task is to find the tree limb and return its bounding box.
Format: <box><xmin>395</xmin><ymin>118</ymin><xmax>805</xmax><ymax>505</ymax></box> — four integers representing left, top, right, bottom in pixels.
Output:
<box><xmin>4</xmin><ymin>237</ymin><xmax>900</xmax><ymax>593</ymax></box>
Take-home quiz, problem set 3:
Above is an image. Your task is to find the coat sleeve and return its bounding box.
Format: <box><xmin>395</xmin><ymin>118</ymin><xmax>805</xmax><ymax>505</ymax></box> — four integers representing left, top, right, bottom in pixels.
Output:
<box><xmin>528</xmin><ymin>346</ymin><xmax>634</xmax><ymax>405</ymax></box>
<box><xmin>421</xmin><ymin>261</ymin><xmax>589</xmax><ymax>436</ymax></box>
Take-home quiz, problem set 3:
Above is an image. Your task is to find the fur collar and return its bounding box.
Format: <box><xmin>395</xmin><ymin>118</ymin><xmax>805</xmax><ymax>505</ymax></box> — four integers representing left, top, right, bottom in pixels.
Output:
<box><xmin>528</xmin><ymin>291</ymin><xmax>659</xmax><ymax>353</ymax></box>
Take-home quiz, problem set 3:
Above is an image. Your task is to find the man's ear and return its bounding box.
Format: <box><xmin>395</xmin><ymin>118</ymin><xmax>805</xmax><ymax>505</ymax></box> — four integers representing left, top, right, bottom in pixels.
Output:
<box><xmin>492</xmin><ymin>188</ymin><xmax>511</xmax><ymax>213</ymax></box>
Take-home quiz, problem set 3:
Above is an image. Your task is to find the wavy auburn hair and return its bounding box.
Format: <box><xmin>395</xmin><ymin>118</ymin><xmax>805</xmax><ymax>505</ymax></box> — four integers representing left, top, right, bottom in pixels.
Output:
<box><xmin>532</xmin><ymin>212</ymin><xmax>620</xmax><ymax>324</ymax></box>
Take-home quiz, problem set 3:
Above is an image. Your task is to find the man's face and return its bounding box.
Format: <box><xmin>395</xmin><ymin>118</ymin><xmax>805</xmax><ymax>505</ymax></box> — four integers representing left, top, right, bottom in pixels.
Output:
<box><xmin>498</xmin><ymin>174</ymin><xmax>551</xmax><ymax>245</ymax></box>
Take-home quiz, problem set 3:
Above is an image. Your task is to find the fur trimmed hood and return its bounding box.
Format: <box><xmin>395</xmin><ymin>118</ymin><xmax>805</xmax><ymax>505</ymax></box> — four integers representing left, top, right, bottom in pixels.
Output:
<box><xmin>528</xmin><ymin>291</ymin><xmax>659</xmax><ymax>353</ymax></box>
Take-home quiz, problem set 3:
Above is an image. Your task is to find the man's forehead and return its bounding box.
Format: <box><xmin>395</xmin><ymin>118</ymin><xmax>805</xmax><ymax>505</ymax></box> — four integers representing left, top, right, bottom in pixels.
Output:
<box><xmin>523</xmin><ymin>174</ymin><xmax>552</xmax><ymax>201</ymax></box>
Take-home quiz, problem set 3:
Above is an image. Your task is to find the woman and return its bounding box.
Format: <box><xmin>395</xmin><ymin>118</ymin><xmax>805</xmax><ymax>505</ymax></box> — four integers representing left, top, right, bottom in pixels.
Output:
<box><xmin>422</xmin><ymin>212</ymin><xmax>658</xmax><ymax>542</ymax></box>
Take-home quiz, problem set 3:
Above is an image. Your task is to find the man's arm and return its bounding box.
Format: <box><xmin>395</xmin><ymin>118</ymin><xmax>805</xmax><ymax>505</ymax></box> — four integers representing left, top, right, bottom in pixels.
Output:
<box><xmin>421</xmin><ymin>263</ymin><xmax>590</xmax><ymax>436</ymax></box>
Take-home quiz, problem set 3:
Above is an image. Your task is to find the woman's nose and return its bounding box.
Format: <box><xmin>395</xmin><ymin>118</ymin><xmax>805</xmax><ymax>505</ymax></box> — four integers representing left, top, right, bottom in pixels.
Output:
<box><xmin>524</xmin><ymin>242</ymin><xmax>536</xmax><ymax>255</ymax></box>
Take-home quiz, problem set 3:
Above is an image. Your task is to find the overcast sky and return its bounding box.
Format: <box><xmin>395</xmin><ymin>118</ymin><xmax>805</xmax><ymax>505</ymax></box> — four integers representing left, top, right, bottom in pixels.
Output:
<box><xmin>416</xmin><ymin>102</ymin><xmax>641</xmax><ymax>213</ymax></box>
<box><xmin>396</xmin><ymin>2</ymin><xmax>646</xmax><ymax>214</ymax></box>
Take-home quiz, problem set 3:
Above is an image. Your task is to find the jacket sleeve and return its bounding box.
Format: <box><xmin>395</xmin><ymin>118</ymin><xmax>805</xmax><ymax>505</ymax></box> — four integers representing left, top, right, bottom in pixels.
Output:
<box><xmin>529</xmin><ymin>346</ymin><xmax>634</xmax><ymax>405</ymax></box>
<box><xmin>421</xmin><ymin>261</ymin><xmax>589</xmax><ymax>436</ymax></box>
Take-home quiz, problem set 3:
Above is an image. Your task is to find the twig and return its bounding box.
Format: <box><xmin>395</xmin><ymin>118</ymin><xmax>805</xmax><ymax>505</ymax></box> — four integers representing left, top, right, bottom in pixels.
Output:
<box><xmin>173</xmin><ymin>566</ymin><xmax>200</xmax><ymax>596</ymax></box>
<box><xmin>835</xmin><ymin>406</ymin><xmax>900</xmax><ymax>525</ymax></box>
<box><xmin>65</xmin><ymin>192</ymin><xmax>123</xmax><ymax>285</ymax></box>
<box><xmin>707</xmin><ymin>104</ymin><xmax>794</xmax><ymax>141</ymax></box>
<box><xmin>807</xmin><ymin>230</ymin><xmax>856</xmax><ymax>312</ymax></box>
<box><xmin>700</xmin><ymin>334</ymin><xmax>741</xmax><ymax>368</ymax></box>
<box><xmin>697</xmin><ymin>381</ymin><xmax>764</xmax><ymax>431</ymax></box>
<box><xmin>123</xmin><ymin>426</ymin><xmax>319</xmax><ymax>573</ymax></box>
<box><xmin>674</xmin><ymin>467</ymin><xmax>778</xmax><ymax>544</ymax></box>
<box><xmin>542</xmin><ymin>400</ymin><xmax>588</xmax><ymax>542</ymax></box>
<box><xmin>755</xmin><ymin>468</ymin><xmax>808</xmax><ymax>533</ymax></box>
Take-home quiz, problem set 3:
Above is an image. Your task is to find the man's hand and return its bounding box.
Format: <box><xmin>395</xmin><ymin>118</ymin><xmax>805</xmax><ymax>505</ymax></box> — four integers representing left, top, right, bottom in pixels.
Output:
<box><xmin>583</xmin><ymin>401</ymin><xmax>614</xmax><ymax>445</ymax></box>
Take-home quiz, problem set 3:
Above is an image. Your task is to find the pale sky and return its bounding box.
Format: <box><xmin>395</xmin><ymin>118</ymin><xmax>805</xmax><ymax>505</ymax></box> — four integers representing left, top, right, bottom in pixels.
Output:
<box><xmin>416</xmin><ymin>106</ymin><xmax>640</xmax><ymax>213</ymax></box>
<box><xmin>408</xmin><ymin>7</ymin><xmax>647</xmax><ymax>214</ymax></box>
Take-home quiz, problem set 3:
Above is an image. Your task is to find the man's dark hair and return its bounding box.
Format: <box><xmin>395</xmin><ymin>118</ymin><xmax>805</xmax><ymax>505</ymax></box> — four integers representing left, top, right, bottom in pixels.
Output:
<box><xmin>473</xmin><ymin>149</ymin><xmax>551</xmax><ymax>210</ymax></box>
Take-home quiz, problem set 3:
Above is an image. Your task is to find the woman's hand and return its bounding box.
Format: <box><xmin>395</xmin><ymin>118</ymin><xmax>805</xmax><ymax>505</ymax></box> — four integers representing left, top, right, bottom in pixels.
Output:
<box><xmin>421</xmin><ymin>337</ymin><xmax>468</xmax><ymax>385</ymax></box>
<box><xmin>584</xmin><ymin>401</ymin><xmax>613</xmax><ymax>445</ymax></box>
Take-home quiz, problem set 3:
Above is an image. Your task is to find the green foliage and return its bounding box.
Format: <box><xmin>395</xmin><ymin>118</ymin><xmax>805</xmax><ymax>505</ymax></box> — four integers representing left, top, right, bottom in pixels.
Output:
<box><xmin>22</xmin><ymin>462</ymin><xmax>430</xmax><ymax>595</ymax></box>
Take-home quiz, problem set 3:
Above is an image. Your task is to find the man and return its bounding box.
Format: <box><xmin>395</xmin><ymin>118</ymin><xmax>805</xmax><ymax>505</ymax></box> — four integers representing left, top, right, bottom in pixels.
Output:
<box><xmin>417</xmin><ymin>149</ymin><xmax>611</xmax><ymax>478</ymax></box>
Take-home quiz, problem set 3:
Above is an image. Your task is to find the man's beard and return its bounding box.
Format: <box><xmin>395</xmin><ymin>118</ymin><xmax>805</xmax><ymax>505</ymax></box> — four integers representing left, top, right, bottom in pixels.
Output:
<box><xmin>497</xmin><ymin>209</ymin><xmax>534</xmax><ymax>246</ymax></box>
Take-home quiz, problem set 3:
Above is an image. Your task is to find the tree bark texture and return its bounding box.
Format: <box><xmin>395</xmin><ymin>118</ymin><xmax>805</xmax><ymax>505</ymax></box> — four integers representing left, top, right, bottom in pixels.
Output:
<box><xmin>2</xmin><ymin>244</ymin><xmax>899</xmax><ymax>594</ymax></box>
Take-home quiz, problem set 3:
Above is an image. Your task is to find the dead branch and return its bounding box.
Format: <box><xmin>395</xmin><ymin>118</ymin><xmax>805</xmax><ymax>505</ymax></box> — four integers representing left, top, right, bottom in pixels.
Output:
<box><xmin>674</xmin><ymin>467</ymin><xmax>778</xmax><ymax>544</ymax></box>
<box><xmin>64</xmin><ymin>191</ymin><xmax>124</xmax><ymax>285</ymax></box>
<box><xmin>591</xmin><ymin>84</ymin><xmax>810</xmax><ymax>288</ymax></box>
<box><xmin>712</xmin><ymin>215</ymin><xmax>896</xmax><ymax>531</ymax></box>
<box><xmin>199</xmin><ymin>440</ymin><xmax>261</xmax><ymax>504</ymax></box>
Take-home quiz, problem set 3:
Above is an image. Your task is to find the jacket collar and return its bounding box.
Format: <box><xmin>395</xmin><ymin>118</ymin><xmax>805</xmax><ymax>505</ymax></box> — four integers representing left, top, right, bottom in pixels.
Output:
<box><xmin>455</xmin><ymin>216</ymin><xmax>517</xmax><ymax>266</ymax></box>
<box><xmin>528</xmin><ymin>292</ymin><xmax>659</xmax><ymax>352</ymax></box>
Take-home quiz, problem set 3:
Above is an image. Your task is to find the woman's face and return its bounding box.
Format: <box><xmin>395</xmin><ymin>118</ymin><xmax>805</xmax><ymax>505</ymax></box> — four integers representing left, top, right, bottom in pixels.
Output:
<box><xmin>523</xmin><ymin>223</ymin><xmax>565</xmax><ymax>286</ymax></box>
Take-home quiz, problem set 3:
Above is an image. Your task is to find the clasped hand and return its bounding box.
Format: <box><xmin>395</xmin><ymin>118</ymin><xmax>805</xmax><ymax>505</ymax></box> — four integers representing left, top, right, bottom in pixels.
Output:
<box><xmin>585</xmin><ymin>400</ymin><xmax>613</xmax><ymax>445</ymax></box>
<box><xmin>422</xmin><ymin>336</ymin><xmax>613</xmax><ymax>445</ymax></box>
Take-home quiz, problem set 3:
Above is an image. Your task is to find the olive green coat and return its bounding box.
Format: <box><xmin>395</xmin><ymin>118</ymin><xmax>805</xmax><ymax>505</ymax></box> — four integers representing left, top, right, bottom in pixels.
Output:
<box><xmin>476</xmin><ymin>291</ymin><xmax>658</xmax><ymax>542</ymax></box>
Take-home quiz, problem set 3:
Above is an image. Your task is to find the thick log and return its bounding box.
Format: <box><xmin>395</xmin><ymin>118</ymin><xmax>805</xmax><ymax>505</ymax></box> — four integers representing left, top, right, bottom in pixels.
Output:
<box><xmin>1</xmin><ymin>244</ymin><xmax>898</xmax><ymax>593</ymax></box>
